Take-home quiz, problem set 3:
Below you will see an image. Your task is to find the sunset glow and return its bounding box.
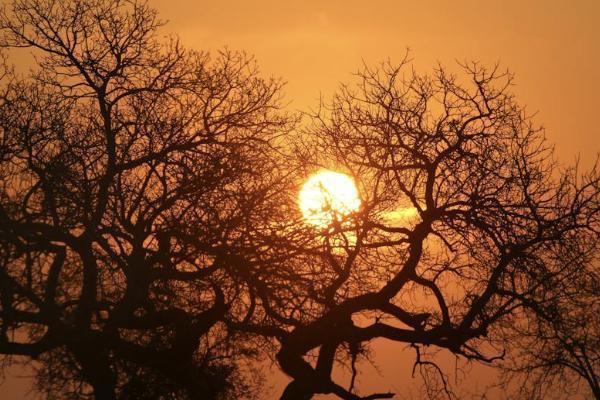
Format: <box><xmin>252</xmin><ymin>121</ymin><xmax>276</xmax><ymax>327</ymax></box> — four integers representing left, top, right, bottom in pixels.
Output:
<box><xmin>299</xmin><ymin>171</ymin><xmax>360</xmax><ymax>226</ymax></box>
<box><xmin>2</xmin><ymin>1</ymin><xmax>598</xmax><ymax>399</ymax></box>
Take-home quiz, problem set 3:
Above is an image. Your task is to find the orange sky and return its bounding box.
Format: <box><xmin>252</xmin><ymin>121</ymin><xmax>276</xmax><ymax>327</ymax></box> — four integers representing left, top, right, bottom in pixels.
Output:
<box><xmin>3</xmin><ymin>0</ymin><xmax>599</xmax><ymax>398</ymax></box>
<box><xmin>152</xmin><ymin>1</ymin><xmax>599</xmax><ymax>398</ymax></box>
<box><xmin>150</xmin><ymin>0</ymin><xmax>600</xmax><ymax>166</ymax></box>
<box><xmin>159</xmin><ymin>1</ymin><xmax>599</xmax><ymax>397</ymax></box>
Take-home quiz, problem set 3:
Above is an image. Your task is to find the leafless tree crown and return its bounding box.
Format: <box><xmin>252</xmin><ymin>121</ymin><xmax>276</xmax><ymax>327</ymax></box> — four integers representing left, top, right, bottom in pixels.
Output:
<box><xmin>0</xmin><ymin>2</ymin><xmax>598</xmax><ymax>400</ymax></box>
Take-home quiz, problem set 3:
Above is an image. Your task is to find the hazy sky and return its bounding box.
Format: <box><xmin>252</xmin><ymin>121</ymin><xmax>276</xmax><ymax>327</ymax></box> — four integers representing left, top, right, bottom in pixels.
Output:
<box><xmin>161</xmin><ymin>1</ymin><xmax>599</xmax><ymax>397</ymax></box>
<box><xmin>150</xmin><ymin>0</ymin><xmax>600</xmax><ymax>166</ymax></box>
<box><xmin>153</xmin><ymin>1</ymin><xmax>600</xmax><ymax>397</ymax></box>
<box><xmin>3</xmin><ymin>0</ymin><xmax>599</xmax><ymax>398</ymax></box>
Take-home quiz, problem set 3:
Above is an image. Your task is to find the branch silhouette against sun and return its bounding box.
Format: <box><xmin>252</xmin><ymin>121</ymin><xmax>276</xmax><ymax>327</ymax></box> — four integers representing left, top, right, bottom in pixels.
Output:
<box><xmin>0</xmin><ymin>1</ymin><xmax>598</xmax><ymax>400</ymax></box>
<box><xmin>239</xmin><ymin>57</ymin><xmax>600</xmax><ymax>399</ymax></box>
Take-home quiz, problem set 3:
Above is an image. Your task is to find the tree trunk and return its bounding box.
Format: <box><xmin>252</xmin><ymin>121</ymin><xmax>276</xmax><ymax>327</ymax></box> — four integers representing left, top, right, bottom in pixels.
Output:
<box><xmin>280</xmin><ymin>380</ymin><xmax>314</xmax><ymax>400</ymax></box>
<box><xmin>72</xmin><ymin>345</ymin><xmax>117</xmax><ymax>400</ymax></box>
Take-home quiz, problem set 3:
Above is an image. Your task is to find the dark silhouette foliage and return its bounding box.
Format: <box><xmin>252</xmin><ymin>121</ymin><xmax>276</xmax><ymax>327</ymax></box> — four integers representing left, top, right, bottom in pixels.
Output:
<box><xmin>0</xmin><ymin>1</ymin><xmax>598</xmax><ymax>400</ymax></box>
<box><xmin>260</xmin><ymin>58</ymin><xmax>600</xmax><ymax>399</ymax></box>
<box><xmin>0</xmin><ymin>0</ymin><xmax>292</xmax><ymax>398</ymax></box>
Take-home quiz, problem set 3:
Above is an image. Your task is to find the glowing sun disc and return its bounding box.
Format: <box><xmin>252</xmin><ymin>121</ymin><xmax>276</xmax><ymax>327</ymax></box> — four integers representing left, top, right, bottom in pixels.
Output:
<box><xmin>299</xmin><ymin>170</ymin><xmax>361</xmax><ymax>226</ymax></box>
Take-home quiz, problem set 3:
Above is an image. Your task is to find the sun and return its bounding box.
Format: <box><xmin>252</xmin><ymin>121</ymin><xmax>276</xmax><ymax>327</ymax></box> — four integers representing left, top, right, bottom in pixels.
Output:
<box><xmin>299</xmin><ymin>170</ymin><xmax>361</xmax><ymax>227</ymax></box>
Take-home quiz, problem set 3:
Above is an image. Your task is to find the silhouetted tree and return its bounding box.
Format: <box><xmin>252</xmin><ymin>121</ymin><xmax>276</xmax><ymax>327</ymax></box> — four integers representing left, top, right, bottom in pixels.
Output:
<box><xmin>1</xmin><ymin>1</ymin><xmax>598</xmax><ymax>400</ymax></box>
<box><xmin>233</xmin><ymin>57</ymin><xmax>600</xmax><ymax>399</ymax></box>
<box><xmin>0</xmin><ymin>0</ymin><xmax>293</xmax><ymax>399</ymax></box>
<box><xmin>499</xmin><ymin>237</ymin><xmax>599</xmax><ymax>399</ymax></box>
